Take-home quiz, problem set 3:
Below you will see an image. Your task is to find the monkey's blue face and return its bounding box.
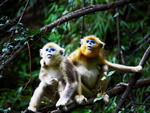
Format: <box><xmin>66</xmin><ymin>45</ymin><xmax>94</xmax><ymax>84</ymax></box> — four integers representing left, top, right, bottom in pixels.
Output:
<box><xmin>45</xmin><ymin>48</ymin><xmax>56</xmax><ymax>58</ymax></box>
<box><xmin>86</xmin><ymin>39</ymin><xmax>96</xmax><ymax>50</ymax></box>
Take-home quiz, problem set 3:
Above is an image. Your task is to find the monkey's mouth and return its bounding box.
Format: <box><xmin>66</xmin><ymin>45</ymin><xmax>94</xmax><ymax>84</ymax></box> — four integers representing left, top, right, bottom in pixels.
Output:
<box><xmin>87</xmin><ymin>46</ymin><xmax>92</xmax><ymax>50</ymax></box>
<box><xmin>47</xmin><ymin>54</ymin><xmax>52</xmax><ymax>58</ymax></box>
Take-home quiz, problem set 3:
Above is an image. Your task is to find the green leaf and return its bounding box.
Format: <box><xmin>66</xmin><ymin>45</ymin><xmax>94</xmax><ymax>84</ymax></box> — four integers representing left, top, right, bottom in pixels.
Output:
<box><xmin>113</xmin><ymin>12</ymin><xmax>119</xmax><ymax>18</ymax></box>
<box><xmin>8</xmin><ymin>26</ymin><xmax>20</xmax><ymax>32</ymax></box>
<box><xmin>2</xmin><ymin>48</ymin><xmax>9</xmax><ymax>53</ymax></box>
<box><xmin>94</xmin><ymin>94</ymin><xmax>103</xmax><ymax>102</ymax></box>
<box><xmin>101</xmin><ymin>76</ymin><xmax>107</xmax><ymax>80</ymax></box>
<box><xmin>0</xmin><ymin>24</ymin><xmax>4</xmax><ymax>26</ymax></box>
<box><xmin>62</xmin><ymin>10</ymin><xmax>69</xmax><ymax>15</ymax></box>
<box><xmin>14</xmin><ymin>37</ymin><xmax>25</xmax><ymax>41</ymax></box>
<box><xmin>0</xmin><ymin>75</ymin><xmax>3</xmax><ymax>79</ymax></box>
<box><xmin>107</xmin><ymin>71</ymin><xmax>115</xmax><ymax>77</ymax></box>
<box><xmin>17</xmin><ymin>87</ymin><xmax>23</xmax><ymax>94</ymax></box>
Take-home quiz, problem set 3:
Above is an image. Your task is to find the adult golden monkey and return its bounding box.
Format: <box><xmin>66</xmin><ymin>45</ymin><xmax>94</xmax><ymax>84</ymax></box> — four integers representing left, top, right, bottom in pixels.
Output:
<box><xmin>27</xmin><ymin>42</ymin><xmax>85</xmax><ymax>112</ymax></box>
<box><xmin>68</xmin><ymin>35</ymin><xmax>142</xmax><ymax>103</ymax></box>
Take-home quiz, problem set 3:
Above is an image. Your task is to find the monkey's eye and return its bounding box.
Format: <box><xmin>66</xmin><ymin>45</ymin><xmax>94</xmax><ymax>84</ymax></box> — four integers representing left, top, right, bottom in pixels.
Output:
<box><xmin>86</xmin><ymin>39</ymin><xmax>96</xmax><ymax>45</ymax></box>
<box><xmin>50</xmin><ymin>48</ymin><xmax>55</xmax><ymax>51</ymax></box>
<box><xmin>46</xmin><ymin>48</ymin><xmax>49</xmax><ymax>51</ymax></box>
<box><xmin>91</xmin><ymin>40</ymin><xmax>96</xmax><ymax>44</ymax></box>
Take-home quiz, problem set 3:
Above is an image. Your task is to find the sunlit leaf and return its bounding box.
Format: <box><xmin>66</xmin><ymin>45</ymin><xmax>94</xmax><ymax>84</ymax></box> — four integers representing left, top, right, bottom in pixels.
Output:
<box><xmin>94</xmin><ymin>94</ymin><xmax>103</xmax><ymax>102</ymax></box>
<box><xmin>113</xmin><ymin>12</ymin><xmax>119</xmax><ymax>18</ymax></box>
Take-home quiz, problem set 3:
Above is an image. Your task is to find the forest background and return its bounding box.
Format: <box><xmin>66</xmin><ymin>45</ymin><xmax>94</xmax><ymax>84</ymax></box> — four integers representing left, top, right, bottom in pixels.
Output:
<box><xmin>0</xmin><ymin>0</ymin><xmax>149</xmax><ymax>113</ymax></box>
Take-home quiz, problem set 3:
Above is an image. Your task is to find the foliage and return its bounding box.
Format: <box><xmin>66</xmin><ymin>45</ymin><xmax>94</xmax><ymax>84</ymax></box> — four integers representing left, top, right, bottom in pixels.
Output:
<box><xmin>0</xmin><ymin>0</ymin><xmax>149</xmax><ymax>112</ymax></box>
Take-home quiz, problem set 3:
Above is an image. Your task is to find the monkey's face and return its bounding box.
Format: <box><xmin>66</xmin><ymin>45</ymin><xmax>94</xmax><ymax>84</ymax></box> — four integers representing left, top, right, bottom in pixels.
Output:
<box><xmin>86</xmin><ymin>39</ymin><xmax>97</xmax><ymax>50</ymax></box>
<box><xmin>80</xmin><ymin>35</ymin><xmax>104</xmax><ymax>57</ymax></box>
<box><xmin>40</xmin><ymin>43</ymin><xmax>64</xmax><ymax>64</ymax></box>
<box><xmin>45</xmin><ymin>47</ymin><xmax>57</xmax><ymax>59</ymax></box>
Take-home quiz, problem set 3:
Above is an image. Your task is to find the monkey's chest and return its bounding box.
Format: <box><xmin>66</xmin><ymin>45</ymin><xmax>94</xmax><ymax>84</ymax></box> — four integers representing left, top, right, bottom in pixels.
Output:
<box><xmin>47</xmin><ymin>69</ymin><xmax>63</xmax><ymax>80</ymax></box>
<box><xmin>76</xmin><ymin>65</ymin><xmax>99</xmax><ymax>89</ymax></box>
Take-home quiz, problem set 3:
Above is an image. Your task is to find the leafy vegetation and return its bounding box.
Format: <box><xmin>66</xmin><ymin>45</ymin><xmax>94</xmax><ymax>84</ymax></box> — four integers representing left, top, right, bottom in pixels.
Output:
<box><xmin>0</xmin><ymin>0</ymin><xmax>149</xmax><ymax>112</ymax></box>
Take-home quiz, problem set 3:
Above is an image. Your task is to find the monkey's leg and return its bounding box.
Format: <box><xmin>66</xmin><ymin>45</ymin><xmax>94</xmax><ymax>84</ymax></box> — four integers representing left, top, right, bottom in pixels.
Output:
<box><xmin>75</xmin><ymin>74</ymin><xmax>89</xmax><ymax>104</ymax></box>
<box><xmin>105</xmin><ymin>60</ymin><xmax>142</xmax><ymax>73</ymax></box>
<box><xmin>95</xmin><ymin>73</ymin><xmax>109</xmax><ymax>103</ymax></box>
<box><xmin>28</xmin><ymin>82</ymin><xmax>47</xmax><ymax>112</ymax></box>
<box><xmin>56</xmin><ymin>81</ymin><xmax>77</xmax><ymax>107</ymax></box>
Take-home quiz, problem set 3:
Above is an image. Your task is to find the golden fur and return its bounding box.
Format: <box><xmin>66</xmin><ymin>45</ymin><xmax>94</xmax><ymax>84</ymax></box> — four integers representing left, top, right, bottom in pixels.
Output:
<box><xmin>68</xmin><ymin>35</ymin><xmax>142</xmax><ymax>103</ymax></box>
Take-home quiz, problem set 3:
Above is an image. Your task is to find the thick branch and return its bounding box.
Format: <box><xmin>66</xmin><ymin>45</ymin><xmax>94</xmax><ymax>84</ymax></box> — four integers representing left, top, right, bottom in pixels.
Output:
<box><xmin>38</xmin><ymin>78</ymin><xmax>150</xmax><ymax>113</ymax></box>
<box><xmin>40</xmin><ymin>0</ymin><xmax>138</xmax><ymax>33</ymax></box>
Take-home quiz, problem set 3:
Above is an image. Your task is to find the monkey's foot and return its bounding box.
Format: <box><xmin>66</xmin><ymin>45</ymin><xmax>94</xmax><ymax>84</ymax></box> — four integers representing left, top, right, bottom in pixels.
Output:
<box><xmin>27</xmin><ymin>106</ymin><xmax>37</xmax><ymax>113</ymax></box>
<box><xmin>23</xmin><ymin>109</ymin><xmax>40</xmax><ymax>113</ymax></box>
<box><xmin>75</xmin><ymin>95</ymin><xmax>88</xmax><ymax>104</ymax></box>
<box><xmin>56</xmin><ymin>99</ymin><xmax>67</xmax><ymax>107</ymax></box>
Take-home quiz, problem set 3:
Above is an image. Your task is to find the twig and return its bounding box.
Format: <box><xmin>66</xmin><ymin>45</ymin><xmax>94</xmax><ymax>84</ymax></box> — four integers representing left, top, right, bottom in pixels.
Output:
<box><xmin>136</xmin><ymin>34</ymin><xmax>150</xmax><ymax>46</ymax></box>
<box><xmin>139</xmin><ymin>45</ymin><xmax>150</xmax><ymax>67</ymax></box>
<box><xmin>0</xmin><ymin>44</ymin><xmax>26</xmax><ymax>72</ymax></box>
<box><xmin>27</xmin><ymin>42</ymin><xmax>32</xmax><ymax>73</ymax></box>
<box><xmin>21</xmin><ymin>42</ymin><xmax>32</xmax><ymax>91</ymax></box>
<box><xmin>116</xmin><ymin>7</ymin><xmax>125</xmax><ymax>64</ymax></box>
<box><xmin>130</xmin><ymin>93</ymin><xmax>138</xmax><ymax>113</ymax></box>
<box><xmin>18</xmin><ymin>0</ymin><xmax>30</xmax><ymax>23</ymax></box>
<box><xmin>0</xmin><ymin>0</ymin><xmax>8</xmax><ymax>7</ymax></box>
<box><xmin>134</xmin><ymin>37</ymin><xmax>150</xmax><ymax>52</ymax></box>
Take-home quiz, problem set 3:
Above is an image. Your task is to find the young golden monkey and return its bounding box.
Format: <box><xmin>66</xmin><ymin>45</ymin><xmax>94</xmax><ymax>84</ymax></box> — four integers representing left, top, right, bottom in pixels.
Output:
<box><xmin>28</xmin><ymin>42</ymin><xmax>82</xmax><ymax>112</ymax></box>
<box><xmin>68</xmin><ymin>35</ymin><xmax>142</xmax><ymax>103</ymax></box>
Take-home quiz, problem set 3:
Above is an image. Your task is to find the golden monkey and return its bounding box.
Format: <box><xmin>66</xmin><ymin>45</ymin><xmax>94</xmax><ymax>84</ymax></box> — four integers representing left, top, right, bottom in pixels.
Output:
<box><xmin>28</xmin><ymin>42</ymin><xmax>82</xmax><ymax>112</ymax></box>
<box><xmin>68</xmin><ymin>35</ymin><xmax>142</xmax><ymax>103</ymax></box>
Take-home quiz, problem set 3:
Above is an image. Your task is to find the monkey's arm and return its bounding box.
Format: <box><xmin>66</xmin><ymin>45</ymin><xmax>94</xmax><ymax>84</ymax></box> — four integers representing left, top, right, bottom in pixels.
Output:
<box><xmin>75</xmin><ymin>74</ymin><xmax>93</xmax><ymax>104</ymax></box>
<box><xmin>28</xmin><ymin>82</ymin><xmax>47</xmax><ymax>112</ymax></box>
<box><xmin>67</xmin><ymin>50</ymin><xmax>79</xmax><ymax>62</ymax></box>
<box><xmin>56</xmin><ymin>59</ymin><xmax>78</xmax><ymax>107</ymax></box>
<box><xmin>78</xmin><ymin>76</ymin><xmax>93</xmax><ymax>97</ymax></box>
<box><xmin>104</xmin><ymin>60</ymin><xmax>142</xmax><ymax>73</ymax></box>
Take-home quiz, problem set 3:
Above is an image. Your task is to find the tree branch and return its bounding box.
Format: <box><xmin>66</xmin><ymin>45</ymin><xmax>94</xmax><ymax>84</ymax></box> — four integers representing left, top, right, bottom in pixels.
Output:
<box><xmin>40</xmin><ymin>0</ymin><xmax>138</xmax><ymax>33</ymax></box>
<box><xmin>0</xmin><ymin>0</ymin><xmax>139</xmax><ymax>72</ymax></box>
<box><xmin>114</xmin><ymin>45</ymin><xmax>150</xmax><ymax>113</ymax></box>
<box><xmin>139</xmin><ymin>45</ymin><xmax>150</xmax><ymax>67</ymax></box>
<box><xmin>37</xmin><ymin>78</ymin><xmax>150</xmax><ymax>113</ymax></box>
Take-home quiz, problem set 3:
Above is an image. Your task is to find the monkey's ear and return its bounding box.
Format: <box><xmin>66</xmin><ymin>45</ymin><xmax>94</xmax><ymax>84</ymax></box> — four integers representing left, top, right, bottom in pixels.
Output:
<box><xmin>60</xmin><ymin>48</ymin><xmax>65</xmax><ymax>56</ymax></box>
<box><xmin>100</xmin><ymin>43</ymin><xmax>105</xmax><ymax>49</ymax></box>
<box><xmin>80</xmin><ymin>39</ymin><xmax>84</xmax><ymax>45</ymax></box>
<box><xmin>40</xmin><ymin>49</ymin><xmax>43</xmax><ymax>58</ymax></box>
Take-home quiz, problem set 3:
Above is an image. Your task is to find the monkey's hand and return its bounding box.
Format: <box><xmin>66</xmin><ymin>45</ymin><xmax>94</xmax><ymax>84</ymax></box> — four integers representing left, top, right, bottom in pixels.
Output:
<box><xmin>45</xmin><ymin>77</ymin><xmax>58</xmax><ymax>85</ymax></box>
<box><xmin>134</xmin><ymin>65</ymin><xmax>142</xmax><ymax>72</ymax></box>
<box><xmin>75</xmin><ymin>95</ymin><xmax>88</xmax><ymax>104</ymax></box>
